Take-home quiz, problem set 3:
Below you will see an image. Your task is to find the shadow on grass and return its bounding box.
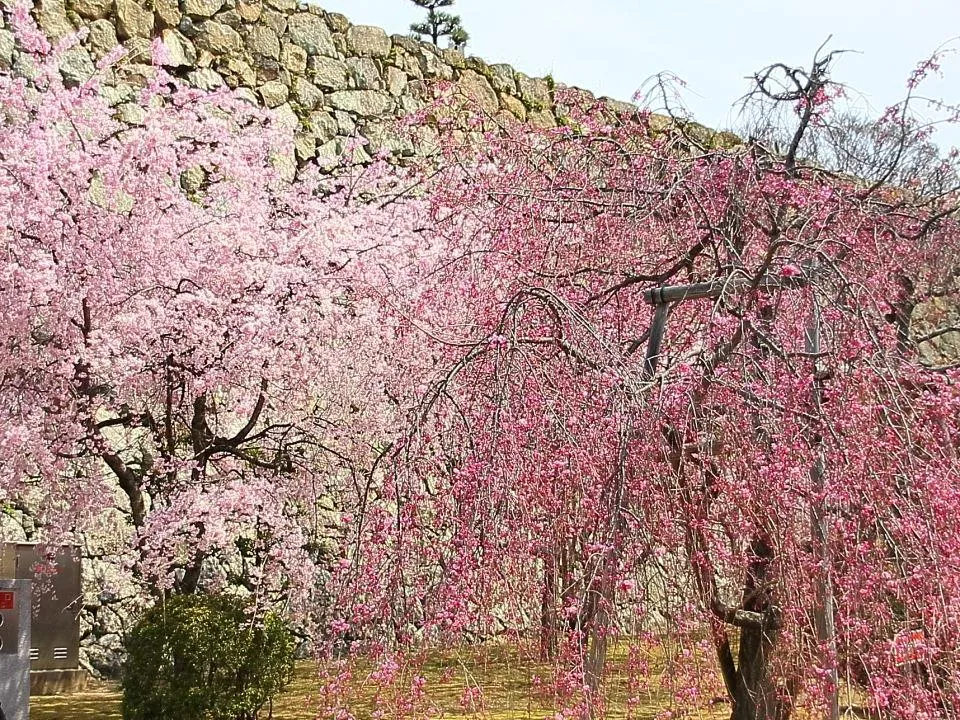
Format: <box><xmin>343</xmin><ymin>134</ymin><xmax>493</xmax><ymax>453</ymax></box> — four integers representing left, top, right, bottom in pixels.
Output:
<box><xmin>29</xmin><ymin>651</ymin><xmax>680</xmax><ymax>720</ymax></box>
<box><xmin>27</xmin><ymin>648</ymin><xmax>718</xmax><ymax>720</ymax></box>
<box><xmin>29</xmin><ymin>643</ymin><xmax>872</xmax><ymax>720</ymax></box>
<box><xmin>30</xmin><ymin>685</ymin><xmax>122</xmax><ymax>720</ymax></box>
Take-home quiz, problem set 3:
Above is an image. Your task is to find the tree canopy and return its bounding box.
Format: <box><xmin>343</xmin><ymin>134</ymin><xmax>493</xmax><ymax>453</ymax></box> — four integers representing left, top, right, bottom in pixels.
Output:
<box><xmin>0</xmin><ymin>9</ymin><xmax>425</xmax><ymax>609</ymax></box>
<box><xmin>2</xmin><ymin>7</ymin><xmax>960</xmax><ymax>719</ymax></box>
<box><xmin>408</xmin><ymin>0</ymin><xmax>469</xmax><ymax>51</ymax></box>
<box><xmin>332</xmin><ymin>52</ymin><xmax>960</xmax><ymax>720</ymax></box>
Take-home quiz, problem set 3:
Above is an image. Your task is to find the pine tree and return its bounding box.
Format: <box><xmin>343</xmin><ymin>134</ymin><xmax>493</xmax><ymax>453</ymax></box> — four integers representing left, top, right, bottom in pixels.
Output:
<box><xmin>408</xmin><ymin>0</ymin><xmax>469</xmax><ymax>51</ymax></box>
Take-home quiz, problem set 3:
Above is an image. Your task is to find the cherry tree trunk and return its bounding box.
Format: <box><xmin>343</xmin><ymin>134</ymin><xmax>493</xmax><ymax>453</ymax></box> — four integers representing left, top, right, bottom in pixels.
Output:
<box><xmin>729</xmin><ymin>624</ymin><xmax>785</xmax><ymax>720</ymax></box>
<box><xmin>584</xmin><ymin>592</ymin><xmax>610</xmax><ymax>695</ymax></box>
<box><xmin>539</xmin><ymin>555</ymin><xmax>559</xmax><ymax>660</ymax></box>
<box><xmin>715</xmin><ymin>536</ymin><xmax>792</xmax><ymax>720</ymax></box>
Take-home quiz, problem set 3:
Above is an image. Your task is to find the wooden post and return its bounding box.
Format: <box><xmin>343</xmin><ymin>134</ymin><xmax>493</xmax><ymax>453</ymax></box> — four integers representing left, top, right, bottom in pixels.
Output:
<box><xmin>644</xmin><ymin>301</ymin><xmax>670</xmax><ymax>376</ymax></box>
<box><xmin>805</xmin><ymin>299</ymin><xmax>840</xmax><ymax>720</ymax></box>
<box><xmin>640</xmin><ymin>270</ymin><xmax>837</xmax><ymax>718</ymax></box>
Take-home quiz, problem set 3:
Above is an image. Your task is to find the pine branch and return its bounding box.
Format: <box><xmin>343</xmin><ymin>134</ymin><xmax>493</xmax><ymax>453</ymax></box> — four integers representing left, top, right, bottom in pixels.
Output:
<box><xmin>408</xmin><ymin>0</ymin><xmax>469</xmax><ymax>49</ymax></box>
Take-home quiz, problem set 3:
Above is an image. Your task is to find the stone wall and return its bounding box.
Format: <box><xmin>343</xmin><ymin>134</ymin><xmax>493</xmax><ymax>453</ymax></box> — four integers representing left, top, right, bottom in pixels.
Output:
<box><xmin>0</xmin><ymin>0</ymin><xmax>620</xmax><ymax>170</ymax></box>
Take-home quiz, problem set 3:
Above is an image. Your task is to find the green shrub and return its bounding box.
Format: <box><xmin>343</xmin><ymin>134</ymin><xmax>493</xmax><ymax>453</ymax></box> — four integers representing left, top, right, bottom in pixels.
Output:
<box><xmin>122</xmin><ymin>593</ymin><xmax>295</xmax><ymax>720</ymax></box>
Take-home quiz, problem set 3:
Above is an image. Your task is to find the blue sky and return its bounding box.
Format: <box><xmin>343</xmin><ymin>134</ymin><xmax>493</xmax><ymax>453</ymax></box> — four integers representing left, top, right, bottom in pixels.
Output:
<box><xmin>319</xmin><ymin>0</ymin><xmax>959</xmax><ymax>149</ymax></box>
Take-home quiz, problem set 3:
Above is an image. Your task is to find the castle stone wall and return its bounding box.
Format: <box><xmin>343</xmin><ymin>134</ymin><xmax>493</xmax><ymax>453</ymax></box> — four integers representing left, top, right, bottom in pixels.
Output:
<box><xmin>0</xmin><ymin>0</ymin><xmax>621</xmax><ymax>168</ymax></box>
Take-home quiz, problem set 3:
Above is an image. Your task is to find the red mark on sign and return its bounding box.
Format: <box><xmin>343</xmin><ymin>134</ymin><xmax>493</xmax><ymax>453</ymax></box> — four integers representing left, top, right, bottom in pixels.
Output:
<box><xmin>0</xmin><ymin>591</ymin><xmax>13</xmax><ymax>610</ymax></box>
<box><xmin>894</xmin><ymin>629</ymin><xmax>926</xmax><ymax>665</ymax></box>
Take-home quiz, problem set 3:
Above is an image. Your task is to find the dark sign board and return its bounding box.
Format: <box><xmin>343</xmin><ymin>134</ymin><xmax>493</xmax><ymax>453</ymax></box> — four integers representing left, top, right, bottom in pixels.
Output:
<box><xmin>0</xmin><ymin>544</ymin><xmax>81</xmax><ymax>671</ymax></box>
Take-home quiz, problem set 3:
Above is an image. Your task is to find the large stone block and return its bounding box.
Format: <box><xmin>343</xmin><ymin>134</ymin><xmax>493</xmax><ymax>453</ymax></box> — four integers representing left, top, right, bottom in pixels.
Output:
<box><xmin>272</xmin><ymin>142</ymin><xmax>298</xmax><ymax>180</ymax></box>
<box><xmin>404</xmin><ymin>79</ymin><xmax>430</xmax><ymax>101</ymax></box>
<box><xmin>154</xmin><ymin>0</ymin><xmax>181</xmax><ymax>27</ymax></box>
<box><xmin>362</xmin><ymin>121</ymin><xmax>414</xmax><ymax>156</ymax></box>
<box><xmin>279</xmin><ymin>41</ymin><xmax>306</xmax><ymax>73</ymax></box>
<box><xmin>160</xmin><ymin>28</ymin><xmax>197</xmax><ymax>67</ymax></box>
<box><xmin>195</xmin><ymin>20</ymin><xmax>242</xmax><ymax>54</ymax></box>
<box><xmin>346</xmin><ymin>56</ymin><xmax>382</xmax><ymax>90</ymax></box>
<box><xmin>308</xmin><ymin>55</ymin><xmax>347</xmax><ymax>90</ymax></box>
<box><xmin>187</xmin><ymin>67</ymin><xmax>225</xmax><ymax>90</ymax></box>
<box><xmin>439</xmin><ymin>47</ymin><xmax>464</xmax><ymax>68</ymax></box>
<box><xmin>285</xmin><ymin>12</ymin><xmax>334</xmax><ymax>56</ymax></box>
<box><xmin>196</xmin><ymin>49</ymin><xmax>215</xmax><ymax>67</ymax></box>
<box><xmin>292</xmin><ymin>76</ymin><xmax>323</xmax><ymax>110</ymax></box>
<box><xmin>121</xmin><ymin>36</ymin><xmax>152</xmax><ymax>63</ymax></box>
<box><xmin>11</xmin><ymin>54</ymin><xmax>39</xmax><ymax>83</ymax></box>
<box><xmin>246</xmin><ymin>24</ymin><xmax>280</xmax><ymax>60</ymax></box>
<box><xmin>418</xmin><ymin>47</ymin><xmax>453</xmax><ymax>80</ymax></box>
<box><xmin>84</xmin><ymin>18</ymin><xmax>119</xmax><ymax>59</ymax></box>
<box><xmin>36</xmin><ymin>0</ymin><xmax>75</xmax><ymax>43</ymax></box>
<box><xmin>220</xmin><ymin>55</ymin><xmax>256</xmax><ymax>87</ymax></box>
<box><xmin>331</xmin><ymin>31</ymin><xmax>346</xmax><ymax>57</ymax></box>
<box><xmin>234</xmin><ymin>86</ymin><xmax>259</xmax><ymax>105</ymax></box>
<box><xmin>528</xmin><ymin>108</ymin><xmax>557</xmax><ymax>129</ymax></box>
<box><xmin>254</xmin><ymin>58</ymin><xmax>281</xmax><ymax>82</ymax></box>
<box><xmin>325</xmin><ymin>12</ymin><xmax>349</xmax><ymax>33</ymax></box>
<box><xmin>306</xmin><ymin>109</ymin><xmax>338</xmax><ymax>141</ymax></box>
<box><xmin>258</xmin><ymin>79</ymin><xmax>288</xmax><ymax>107</ymax></box>
<box><xmin>499</xmin><ymin>92</ymin><xmax>526</xmax><ymax>121</ymax></box>
<box><xmin>294</xmin><ymin>132</ymin><xmax>316</xmax><ymax>161</ymax></box>
<box><xmin>272</xmin><ymin>101</ymin><xmax>299</xmax><ymax>129</ymax></box>
<box><xmin>464</xmin><ymin>55</ymin><xmax>488</xmax><ymax>76</ymax></box>
<box><xmin>392</xmin><ymin>47</ymin><xmax>422</xmax><ymax>80</ymax></box>
<box><xmin>516</xmin><ymin>72</ymin><xmax>552</xmax><ymax>110</ymax></box>
<box><xmin>327</xmin><ymin>90</ymin><xmax>393</xmax><ymax>117</ymax></box>
<box><xmin>314</xmin><ymin>138</ymin><xmax>341</xmax><ymax>171</ymax></box>
<box><xmin>0</xmin><ymin>29</ymin><xmax>16</xmax><ymax>70</ymax></box>
<box><xmin>333</xmin><ymin>109</ymin><xmax>355</xmax><ymax>135</ymax></box>
<box><xmin>457</xmin><ymin>70</ymin><xmax>498</xmax><ymax>115</ymax></box>
<box><xmin>235</xmin><ymin>0</ymin><xmax>261</xmax><ymax>21</ymax></box>
<box><xmin>337</xmin><ymin>137</ymin><xmax>373</xmax><ymax>166</ymax></box>
<box><xmin>488</xmin><ymin>63</ymin><xmax>517</xmax><ymax>94</ymax></box>
<box><xmin>391</xmin><ymin>34</ymin><xmax>420</xmax><ymax>55</ymax></box>
<box><xmin>58</xmin><ymin>44</ymin><xmax>95</xmax><ymax>87</ymax></box>
<box><xmin>183</xmin><ymin>0</ymin><xmax>224</xmax><ymax>18</ymax></box>
<box><xmin>346</xmin><ymin>24</ymin><xmax>390</xmax><ymax>58</ymax></box>
<box><xmin>213</xmin><ymin>8</ymin><xmax>243</xmax><ymax>28</ymax></box>
<box><xmin>68</xmin><ymin>0</ymin><xmax>111</xmax><ymax>20</ymax></box>
<box><xmin>385</xmin><ymin>66</ymin><xmax>407</xmax><ymax>97</ymax></box>
<box><xmin>99</xmin><ymin>81</ymin><xmax>137</xmax><ymax>106</ymax></box>
<box><xmin>115</xmin><ymin>0</ymin><xmax>154</xmax><ymax>40</ymax></box>
<box><xmin>260</xmin><ymin>7</ymin><xmax>287</xmax><ymax>35</ymax></box>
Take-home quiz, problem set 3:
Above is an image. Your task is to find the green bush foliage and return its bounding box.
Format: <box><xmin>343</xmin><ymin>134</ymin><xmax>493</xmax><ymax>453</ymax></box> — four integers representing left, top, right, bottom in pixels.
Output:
<box><xmin>122</xmin><ymin>593</ymin><xmax>294</xmax><ymax>720</ymax></box>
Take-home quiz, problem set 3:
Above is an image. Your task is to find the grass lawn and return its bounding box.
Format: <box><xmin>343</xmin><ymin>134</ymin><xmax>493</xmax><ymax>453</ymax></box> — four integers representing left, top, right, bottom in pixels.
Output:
<box><xmin>30</xmin><ymin>641</ymin><xmax>868</xmax><ymax>719</ymax></box>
